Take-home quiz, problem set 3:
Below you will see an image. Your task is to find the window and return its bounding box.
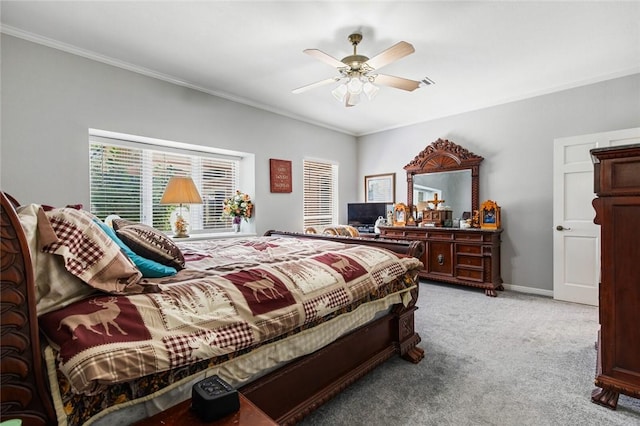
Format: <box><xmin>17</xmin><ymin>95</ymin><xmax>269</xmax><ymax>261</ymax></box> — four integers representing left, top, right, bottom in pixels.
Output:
<box><xmin>303</xmin><ymin>159</ymin><xmax>338</xmax><ymax>228</ymax></box>
<box><xmin>90</xmin><ymin>135</ymin><xmax>240</xmax><ymax>233</ymax></box>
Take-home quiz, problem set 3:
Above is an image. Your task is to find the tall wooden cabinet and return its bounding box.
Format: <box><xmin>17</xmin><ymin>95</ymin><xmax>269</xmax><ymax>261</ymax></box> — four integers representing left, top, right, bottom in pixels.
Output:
<box><xmin>378</xmin><ymin>226</ymin><xmax>503</xmax><ymax>296</ymax></box>
<box><xmin>590</xmin><ymin>144</ymin><xmax>640</xmax><ymax>409</ymax></box>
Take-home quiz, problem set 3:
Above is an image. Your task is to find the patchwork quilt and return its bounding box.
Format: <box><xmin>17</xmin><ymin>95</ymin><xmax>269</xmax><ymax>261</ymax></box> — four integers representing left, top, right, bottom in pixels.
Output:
<box><xmin>39</xmin><ymin>236</ymin><xmax>422</xmax><ymax>396</ymax></box>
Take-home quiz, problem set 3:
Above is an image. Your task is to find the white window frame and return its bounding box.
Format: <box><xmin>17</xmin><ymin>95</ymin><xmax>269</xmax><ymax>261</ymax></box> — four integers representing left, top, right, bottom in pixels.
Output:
<box><xmin>302</xmin><ymin>158</ymin><xmax>339</xmax><ymax>229</ymax></box>
<box><xmin>89</xmin><ymin>130</ymin><xmax>250</xmax><ymax>234</ymax></box>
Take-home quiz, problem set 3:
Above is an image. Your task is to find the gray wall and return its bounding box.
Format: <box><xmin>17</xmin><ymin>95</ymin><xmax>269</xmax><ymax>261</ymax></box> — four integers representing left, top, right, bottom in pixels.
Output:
<box><xmin>3</xmin><ymin>35</ymin><xmax>640</xmax><ymax>294</ymax></box>
<box><xmin>357</xmin><ymin>73</ymin><xmax>640</xmax><ymax>294</ymax></box>
<box><xmin>0</xmin><ymin>35</ymin><xmax>357</xmax><ymax>235</ymax></box>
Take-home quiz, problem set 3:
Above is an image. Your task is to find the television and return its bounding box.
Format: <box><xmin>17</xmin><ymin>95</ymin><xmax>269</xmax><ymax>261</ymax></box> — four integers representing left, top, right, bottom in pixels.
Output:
<box><xmin>347</xmin><ymin>202</ymin><xmax>390</xmax><ymax>233</ymax></box>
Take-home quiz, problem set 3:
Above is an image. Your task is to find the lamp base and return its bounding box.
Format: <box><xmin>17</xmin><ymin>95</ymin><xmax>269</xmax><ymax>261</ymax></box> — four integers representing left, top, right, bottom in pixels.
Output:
<box><xmin>171</xmin><ymin>208</ymin><xmax>190</xmax><ymax>238</ymax></box>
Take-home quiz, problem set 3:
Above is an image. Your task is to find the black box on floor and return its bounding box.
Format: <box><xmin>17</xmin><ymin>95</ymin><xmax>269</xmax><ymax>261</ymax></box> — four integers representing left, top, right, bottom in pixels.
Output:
<box><xmin>191</xmin><ymin>375</ymin><xmax>240</xmax><ymax>422</ymax></box>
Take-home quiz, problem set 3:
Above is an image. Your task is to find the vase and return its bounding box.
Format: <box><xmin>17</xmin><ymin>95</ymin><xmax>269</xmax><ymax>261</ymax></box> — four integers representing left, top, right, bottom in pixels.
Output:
<box><xmin>232</xmin><ymin>216</ymin><xmax>241</xmax><ymax>233</ymax></box>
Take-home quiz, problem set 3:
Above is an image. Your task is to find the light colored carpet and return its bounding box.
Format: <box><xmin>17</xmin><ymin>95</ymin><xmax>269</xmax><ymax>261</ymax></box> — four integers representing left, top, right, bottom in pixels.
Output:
<box><xmin>299</xmin><ymin>281</ymin><xmax>640</xmax><ymax>425</ymax></box>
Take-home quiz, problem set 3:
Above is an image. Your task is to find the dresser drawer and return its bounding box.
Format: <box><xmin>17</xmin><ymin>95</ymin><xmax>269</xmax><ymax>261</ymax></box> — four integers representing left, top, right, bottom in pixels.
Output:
<box><xmin>457</xmin><ymin>244</ymin><xmax>482</xmax><ymax>255</ymax></box>
<box><xmin>456</xmin><ymin>268</ymin><xmax>483</xmax><ymax>282</ymax></box>
<box><xmin>454</xmin><ymin>232</ymin><xmax>484</xmax><ymax>242</ymax></box>
<box><xmin>425</xmin><ymin>231</ymin><xmax>455</xmax><ymax>240</ymax></box>
<box><xmin>427</xmin><ymin>241</ymin><xmax>454</xmax><ymax>276</ymax></box>
<box><xmin>457</xmin><ymin>255</ymin><xmax>483</xmax><ymax>267</ymax></box>
<box><xmin>380</xmin><ymin>229</ymin><xmax>407</xmax><ymax>238</ymax></box>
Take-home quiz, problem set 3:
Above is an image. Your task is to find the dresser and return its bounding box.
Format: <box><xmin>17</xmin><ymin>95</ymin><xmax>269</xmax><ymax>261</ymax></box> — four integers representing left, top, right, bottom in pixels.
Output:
<box><xmin>590</xmin><ymin>144</ymin><xmax>640</xmax><ymax>409</ymax></box>
<box><xmin>378</xmin><ymin>226</ymin><xmax>503</xmax><ymax>296</ymax></box>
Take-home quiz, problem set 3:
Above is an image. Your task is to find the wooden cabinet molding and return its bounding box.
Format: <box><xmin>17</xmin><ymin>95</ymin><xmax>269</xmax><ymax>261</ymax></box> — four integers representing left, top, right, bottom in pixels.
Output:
<box><xmin>590</xmin><ymin>143</ymin><xmax>640</xmax><ymax>409</ymax></box>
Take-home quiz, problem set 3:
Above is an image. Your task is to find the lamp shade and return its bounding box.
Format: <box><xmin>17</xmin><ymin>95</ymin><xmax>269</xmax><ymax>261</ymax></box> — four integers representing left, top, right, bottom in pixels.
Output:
<box><xmin>160</xmin><ymin>176</ymin><xmax>203</xmax><ymax>205</ymax></box>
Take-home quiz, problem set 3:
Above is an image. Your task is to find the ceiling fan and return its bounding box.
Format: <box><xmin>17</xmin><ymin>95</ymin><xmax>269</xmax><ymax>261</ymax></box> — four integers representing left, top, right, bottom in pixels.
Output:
<box><xmin>293</xmin><ymin>32</ymin><xmax>430</xmax><ymax>107</ymax></box>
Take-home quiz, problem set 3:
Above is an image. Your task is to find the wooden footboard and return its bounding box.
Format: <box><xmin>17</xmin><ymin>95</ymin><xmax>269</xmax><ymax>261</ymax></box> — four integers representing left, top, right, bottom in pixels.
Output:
<box><xmin>252</xmin><ymin>229</ymin><xmax>425</xmax><ymax>424</ymax></box>
<box><xmin>0</xmin><ymin>194</ymin><xmax>424</xmax><ymax>425</ymax></box>
<box><xmin>241</xmin><ymin>302</ymin><xmax>422</xmax><ymax>425</ymax></box>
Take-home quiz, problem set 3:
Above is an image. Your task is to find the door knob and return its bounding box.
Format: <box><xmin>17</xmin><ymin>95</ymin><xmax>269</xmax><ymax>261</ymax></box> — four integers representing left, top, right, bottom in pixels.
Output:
<box><xmin>556</xmin><ymin>225</ymin><xmax>571</xmax><ymax>231</ymax></box>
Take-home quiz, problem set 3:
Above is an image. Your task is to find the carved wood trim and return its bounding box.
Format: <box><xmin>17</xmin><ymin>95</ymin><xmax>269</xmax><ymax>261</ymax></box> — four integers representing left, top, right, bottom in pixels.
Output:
<box><xmin>404</xmin><ymin>138</ymin><xmax>483</xmax><ymax>212</ymax></box>
<box><xmin>0</xmin><ymin>192</ymin><xmax>56</xmax><ymax>425</ymax></box>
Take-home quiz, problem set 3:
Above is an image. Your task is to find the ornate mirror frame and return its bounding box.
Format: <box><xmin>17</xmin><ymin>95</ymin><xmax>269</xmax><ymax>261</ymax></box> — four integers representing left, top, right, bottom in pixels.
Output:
<box><xmin>404</xmin><ymin>138</ymin><xmax>484</xmax><ymax>214</ymax></box>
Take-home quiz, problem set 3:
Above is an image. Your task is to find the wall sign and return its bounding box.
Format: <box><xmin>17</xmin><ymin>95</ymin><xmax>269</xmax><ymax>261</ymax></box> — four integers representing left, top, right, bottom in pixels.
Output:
<box><xmin>270</xmin><ymin>159</ymin><xmax>292</xmax><ymax>193</ymax></box>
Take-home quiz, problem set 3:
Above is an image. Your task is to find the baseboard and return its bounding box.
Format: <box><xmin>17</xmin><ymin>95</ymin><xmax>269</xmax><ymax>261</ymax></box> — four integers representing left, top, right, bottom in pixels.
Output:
<box><xmin>501</xmin><ymin>283</ymin><xmax>553</xmax><ymax>298</ymax></box>
<box><xmin>420</xmin><ymin>280</ymin><xmax>555</xmax><ymax>298</ymax></box>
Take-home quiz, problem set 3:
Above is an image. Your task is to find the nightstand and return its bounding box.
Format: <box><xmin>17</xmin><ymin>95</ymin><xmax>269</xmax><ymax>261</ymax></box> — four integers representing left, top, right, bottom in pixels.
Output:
<box><xmin>134</xmin><ymin>393</ymin><xmax>277</xmax><ymax>426</ymax></box>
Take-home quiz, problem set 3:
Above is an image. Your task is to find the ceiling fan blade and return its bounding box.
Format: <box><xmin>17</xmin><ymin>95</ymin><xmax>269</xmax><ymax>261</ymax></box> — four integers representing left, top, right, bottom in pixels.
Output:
<box><xmin>365</xmin><ymin>41</ymin><xmax>415</xmax><ymax>70</ymax></box>
<box><xmin>303</xmin><ymin>49</ymin><xmax>347</xmax><ymax>69</ymax></box>
<box><xmin>374</xmin><ymin>74</ymin><xmax>421</xmax><ymax>91</ymax></box>
<box><xmin>292</xmin><ymin>77</ymin><xmax>340</xmax><ymax>94</ymax></box>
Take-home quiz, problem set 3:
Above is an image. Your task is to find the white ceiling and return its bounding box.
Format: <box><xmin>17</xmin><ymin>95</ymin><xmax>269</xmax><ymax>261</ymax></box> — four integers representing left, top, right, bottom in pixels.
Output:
<box><xmin>2</xmin><ymin>1</ymin><xmax>639</xmax><ymax>136</ymax></box>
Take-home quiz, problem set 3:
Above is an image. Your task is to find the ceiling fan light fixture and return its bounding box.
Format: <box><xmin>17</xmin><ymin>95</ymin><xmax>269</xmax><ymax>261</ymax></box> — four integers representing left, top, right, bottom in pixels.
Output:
<box><xmin>331</xmin><ymin>83</ymin><xmax>348</xmax><ymax>101</ymax></box>
<box><xmin>346</xmin><ymin>92</ymin><xmax>361</xmax><ymax>106</ymax></box>
<box><xmin>363</xmin><ymin>81</ymin><xmax>379</xmax><ymax>100</ymax></box>
<box><xmin>296</xmin><ymin>32</ymin><xmax>424</xmax><ymax>107</ymax></box>
<box><xmin>347</xmin><ymin>76</ymin><xmax>363</xmax><ymax>94</ymax></box>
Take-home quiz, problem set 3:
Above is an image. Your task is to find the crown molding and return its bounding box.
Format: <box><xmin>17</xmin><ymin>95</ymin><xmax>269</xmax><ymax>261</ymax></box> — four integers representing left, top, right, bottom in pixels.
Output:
<box><xmin>1</xmin><ymin>25</ymin><xmax>356</xmax><ymax>136</ymax></box>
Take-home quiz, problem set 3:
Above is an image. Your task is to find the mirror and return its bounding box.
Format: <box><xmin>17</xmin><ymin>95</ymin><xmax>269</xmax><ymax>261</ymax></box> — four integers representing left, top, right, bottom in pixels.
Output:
<box><xmin>405</xmin><ymin>139</ymin><xmax>483</xmax><ymax>223</ymax></box>
<box><xmin>412</xmin><ymin>169</ymin><xmax>472</xmax><ymax>218</ymax></box>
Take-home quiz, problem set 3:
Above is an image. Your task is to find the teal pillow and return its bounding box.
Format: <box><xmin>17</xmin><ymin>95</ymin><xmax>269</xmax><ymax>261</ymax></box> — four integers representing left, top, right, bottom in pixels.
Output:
<box><xmin>93</xmin><ymin>219</ymin><xmax>177</xmax><ymax>278</ymax></box>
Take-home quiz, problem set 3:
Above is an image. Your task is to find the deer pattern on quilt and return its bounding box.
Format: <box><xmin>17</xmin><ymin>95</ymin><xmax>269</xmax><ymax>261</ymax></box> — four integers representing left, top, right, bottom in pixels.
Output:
<box><xmin>224</xmin><ymin>268</ymin><xmax>296</xmax><ymax>316</ymax></box>
<box><xmin>58</xmin><ymin>297</ymin><xmax>128</xmax><ymax>340</ymax></box>
<box><xmin>241</xmin><ymin>271</ymin><xmax>284</xmax><ymax>303</ymax></box>
<box><xmin>314</xmin><ymin>252</ymin><xmax>367</xmax><ymax>281</ymax></box>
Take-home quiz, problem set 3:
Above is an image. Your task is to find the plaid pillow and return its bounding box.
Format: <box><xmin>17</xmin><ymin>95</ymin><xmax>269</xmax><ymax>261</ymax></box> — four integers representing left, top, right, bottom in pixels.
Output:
<box><xmin>42</xmin><ymin>208</ymin><xmax>151</xmax><ymax>294</ymax></box>
<box><xmin>17</xmin><ymin>204</ymin><xmax>97</xmax><ymax>314</ymax></box>
<box><xmin>113</xmin><ymin>219</ymin><xmax>185</xmax><ymax>270</ymax></box>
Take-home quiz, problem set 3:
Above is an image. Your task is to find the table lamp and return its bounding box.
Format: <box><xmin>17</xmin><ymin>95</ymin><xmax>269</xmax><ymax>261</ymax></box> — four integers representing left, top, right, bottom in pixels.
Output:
<box><xmin>160</xmin><ymin>176</ymin><xmax>203</xmax><ymax>238</ymax></box>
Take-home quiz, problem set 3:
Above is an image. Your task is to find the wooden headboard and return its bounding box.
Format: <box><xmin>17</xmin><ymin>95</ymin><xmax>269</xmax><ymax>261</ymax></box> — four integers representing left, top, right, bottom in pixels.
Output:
<box><xmin>0</xmin><ymin>191</ymin><xmax>56</xmax><ymax>425</ymax></box>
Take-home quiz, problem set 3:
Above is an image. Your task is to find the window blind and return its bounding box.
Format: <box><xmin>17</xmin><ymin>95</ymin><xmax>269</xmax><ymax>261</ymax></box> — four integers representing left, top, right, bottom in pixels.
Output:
<box><xmin>90</xmin><ymin>138</ymin><xmax>239</xmax><ymax>232</ymax></box>
<box><xmin>303</xmin><ymin>159</ymin><xmax>338</xmax><ymax>228</ymax></box>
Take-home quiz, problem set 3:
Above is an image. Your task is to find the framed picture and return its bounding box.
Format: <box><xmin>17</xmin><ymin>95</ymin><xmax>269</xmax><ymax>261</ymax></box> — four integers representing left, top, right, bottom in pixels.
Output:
<box><xmin>393</xmin><ymin>202</ymin><xmax>410</xmax><ymax>226</ymax></box>
<box><xmin>270</xmin><ymin>159</ymin><xmax>292</xmax><ymax>193</ymax></box>
<box><xmin>365</xmin><ymin>173</ymin><xmax>396</xmax><ymax>203</ymax></box>
<box><xmin>480</xmin><ymin>200</ymin><xmax>501</xmax><ymax>229</ymax></box>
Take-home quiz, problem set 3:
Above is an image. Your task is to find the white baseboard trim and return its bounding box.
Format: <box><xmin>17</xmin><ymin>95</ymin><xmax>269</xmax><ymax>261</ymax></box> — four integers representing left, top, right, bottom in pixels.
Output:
<box><xmin>501</xmin><ymin>283</ymin><xmax>553</xmax><ymax>298</ymax></box>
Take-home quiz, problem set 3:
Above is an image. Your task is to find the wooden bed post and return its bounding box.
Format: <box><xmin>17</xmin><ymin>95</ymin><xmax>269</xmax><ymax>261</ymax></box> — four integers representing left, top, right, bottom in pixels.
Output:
<box><xmin>0</xmin><ymin>192</ymin><xmax>57</xmax><ymax>425</ymax></box>
<box><xmin>394</xmin><ymin>284</ymin><xmax>425</xmax><ymax>364</ymax></box>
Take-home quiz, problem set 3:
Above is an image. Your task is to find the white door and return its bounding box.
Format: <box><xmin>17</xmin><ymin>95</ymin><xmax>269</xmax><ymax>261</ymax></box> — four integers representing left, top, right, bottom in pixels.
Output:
<box><xmin>553</xmin><ymin>128</ymin><xmax>640</xmax><ymax>305</ymax></box>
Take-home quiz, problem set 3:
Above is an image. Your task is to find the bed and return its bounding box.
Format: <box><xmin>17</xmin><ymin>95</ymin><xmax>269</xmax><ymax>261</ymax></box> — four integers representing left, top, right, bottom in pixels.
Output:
<box><xmin>0</xmin><ymin>191</ymin><xmax>425</xmax><ymax>425</ymax></box>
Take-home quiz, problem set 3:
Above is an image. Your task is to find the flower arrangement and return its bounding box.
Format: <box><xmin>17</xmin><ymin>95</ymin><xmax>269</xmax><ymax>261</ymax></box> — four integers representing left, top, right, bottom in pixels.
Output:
<box><xmin>222</xmin><ymin>190</ymin><xmax>253</xmax><ymax>223</ymax></box>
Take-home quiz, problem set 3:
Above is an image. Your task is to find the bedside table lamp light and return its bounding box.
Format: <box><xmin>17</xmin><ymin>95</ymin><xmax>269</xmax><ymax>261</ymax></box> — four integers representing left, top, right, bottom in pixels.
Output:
<box><xmin>160</xmin><ymin>176</ymin><xmax>203</xmax><ymax>238</ymax></box>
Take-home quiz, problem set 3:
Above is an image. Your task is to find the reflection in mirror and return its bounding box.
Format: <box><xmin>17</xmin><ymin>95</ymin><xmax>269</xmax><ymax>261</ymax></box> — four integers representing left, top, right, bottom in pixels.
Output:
<box><xmin>413</xmin><ymin>169</ymin><xmax>471</xmax><ymax>219</ymax></box>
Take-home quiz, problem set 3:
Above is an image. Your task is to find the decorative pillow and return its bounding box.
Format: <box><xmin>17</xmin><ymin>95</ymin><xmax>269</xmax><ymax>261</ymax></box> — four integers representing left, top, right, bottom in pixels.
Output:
<box><xmin>93</xmin><ymin>219</ymin><xmax>177</xmax><ymax>278</ymax></box>
<box><xmin>17</xmin><ymin>204</ymin><xmax>96</xmax><ymax>315</ymax></box>
<box><xmin>41</xmin><ymin>203</ymin><xmax>84</xmax><ymax>211</ymax></box>
<box><xmin>42</xmin><ymin>208</ymin><xmax>157</xmax><ymax>295</ymax></box>
<box><xmin>112</xmin><ymin>219</ymin><xmax>185</xmax><ymax>270</ymax></box>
